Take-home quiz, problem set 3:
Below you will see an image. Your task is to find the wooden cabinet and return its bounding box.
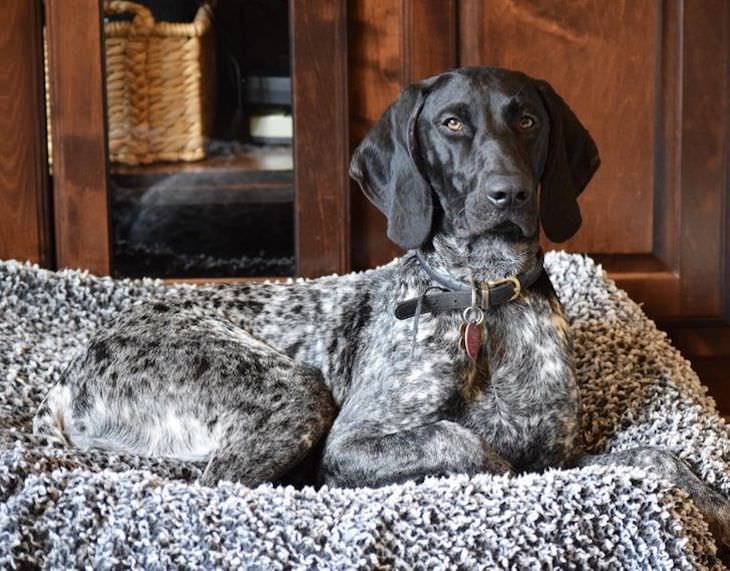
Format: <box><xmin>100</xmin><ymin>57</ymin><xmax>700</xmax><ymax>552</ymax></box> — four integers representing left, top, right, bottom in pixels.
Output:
<box><xmin>1</xmin><ymin>0</ymin><xmax>728</xmax><ymax>412</ymax></box>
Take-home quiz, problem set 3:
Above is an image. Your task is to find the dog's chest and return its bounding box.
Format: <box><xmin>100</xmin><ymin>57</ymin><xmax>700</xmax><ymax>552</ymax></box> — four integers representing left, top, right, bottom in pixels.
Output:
<box><xmin>462</xmin><ymin>298</ymin><xmax>580</xmax><ymax>468</ymax></box>
<box><xmin>385</xmin><ymin>291</ymin><xmax>580</xmax><ymax>468</ymax></box>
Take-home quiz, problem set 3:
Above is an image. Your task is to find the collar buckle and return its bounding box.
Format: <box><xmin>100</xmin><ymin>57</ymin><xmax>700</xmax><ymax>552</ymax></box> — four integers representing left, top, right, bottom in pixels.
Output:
<box><xmin>484</xmin><ymin>276</ymin><xmax>522</xmax><ymax>302</ymax></box>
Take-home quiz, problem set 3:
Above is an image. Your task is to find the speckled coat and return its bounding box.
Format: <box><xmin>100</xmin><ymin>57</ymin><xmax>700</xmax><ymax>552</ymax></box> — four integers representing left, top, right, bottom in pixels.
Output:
<box><xmin>33</xmin><ymin>231</ymin><xmax>577</xmax><ymax>484</ymax></box>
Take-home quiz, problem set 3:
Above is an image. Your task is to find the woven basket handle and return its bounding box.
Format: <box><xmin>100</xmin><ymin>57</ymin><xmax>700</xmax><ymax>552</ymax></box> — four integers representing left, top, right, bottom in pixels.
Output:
<box><xmin>104</xmin><ymin>1</ymin><xmax>155</xmax><ymax>32</ymax></box>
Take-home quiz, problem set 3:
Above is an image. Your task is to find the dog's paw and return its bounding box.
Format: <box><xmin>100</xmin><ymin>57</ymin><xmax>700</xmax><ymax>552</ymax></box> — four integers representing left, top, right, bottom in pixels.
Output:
<box><xmin>479</xmin><ymin>443</ymin><xmax>512</xmax><ymax>475</ymax></box>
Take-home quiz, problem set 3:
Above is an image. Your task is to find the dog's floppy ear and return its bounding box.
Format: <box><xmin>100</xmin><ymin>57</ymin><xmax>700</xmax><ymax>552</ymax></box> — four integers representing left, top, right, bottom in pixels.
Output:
<box><xmin>349</xmin><ymin>83</ymin><xmax>433</xmax><ymax>250</ymax></box>
<box><xmin>535</xmin><ymin>80</ymin><xmax>601</xmax><ymax>243</ymax></box>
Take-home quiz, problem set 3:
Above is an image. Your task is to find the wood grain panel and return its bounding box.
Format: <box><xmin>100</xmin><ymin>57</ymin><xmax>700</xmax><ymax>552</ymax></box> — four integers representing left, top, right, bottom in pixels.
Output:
<box><xmin>403</xmin><ymin>0</ymin><xmax>457</xmax><ymax>83</ymax></box>
<box><xmin>459</xmin><ymin>0</ymin><xmax>657</xmax><ymax>255</ymax></box>
<box><xmin>348</xmin><ymin>0</ymin><xmax>404</xmax><ymax>270</ymax></box>
<box><xmin>0</xmin><ymin>1</ymin><xmax>52</xmax><ymax>266</ymax></box>
<box><xmin>292</xmin><ymin>0</ymin><xmax>351</xmax><ymax>278</ymax></box>
<box><xmin>677</xmin><ymin>0</ymin><xmax>728</xmax><ymax>318</ymax></box>
<box><xmin>46</xmin><ymin>0</ymin><xmax>111</xmax><ymax>275</ymax></box>
<box><xmin>348</xmin><ymin>0</ymin><xmax>457</xmax><ymax>270</ymax></box>
<box><xmin>653</xmin><ymin>0</ymin><xmax>682</xmax><ymax>273</ymax></box>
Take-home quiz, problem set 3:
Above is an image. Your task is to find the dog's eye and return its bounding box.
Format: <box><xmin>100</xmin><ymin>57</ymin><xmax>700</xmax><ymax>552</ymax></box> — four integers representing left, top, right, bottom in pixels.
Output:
<box><xmin>519</xmin><ymin>115</ymin><xmax>536</xmax><ymax>130</ymax></box>
<box><xmin>444</xmin><ymin>117</ymin><xmax>464</xmax><ymax>132</ymax></box>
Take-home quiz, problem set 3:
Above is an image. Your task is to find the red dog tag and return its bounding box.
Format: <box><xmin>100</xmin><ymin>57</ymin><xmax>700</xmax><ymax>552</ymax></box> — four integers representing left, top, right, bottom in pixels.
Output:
<box><xmin>464</xmin><ymin>321</ymin><xmax>482</xmax><ymax>362</ymax></box>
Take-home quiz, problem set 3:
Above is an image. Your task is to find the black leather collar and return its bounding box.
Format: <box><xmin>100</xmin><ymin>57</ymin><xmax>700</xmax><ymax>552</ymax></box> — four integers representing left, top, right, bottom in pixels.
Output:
<box><xmin>395</xmin><ymin>250</ymin><xmax>545</xmax><ymax>320</ymax></box>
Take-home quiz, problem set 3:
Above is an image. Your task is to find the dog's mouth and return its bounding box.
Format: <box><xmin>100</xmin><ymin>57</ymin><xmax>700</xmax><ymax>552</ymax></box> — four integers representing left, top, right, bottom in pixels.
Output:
<box><xmin>481</xmin><ymin>221</ymin><xmax>533</xmax><ymax>242</ymax></box>
<box><xmin>492</xmin><ymin>221</ymin><xmax>522</xmax><ymax>234</ymax></box>
<box><xmin>454</xmin><ymin>218</ymin><xmax>533</xmax><ymax>241</ymax></box>
<box><xmin>452</xmin><ymin>205</ymin><xmax>538</xmax><ymax>241</ymax></box>
<box><xmin>485</xmin><ymin>216</ymin><xmax>537</xmax><ymax>240</ymax></box>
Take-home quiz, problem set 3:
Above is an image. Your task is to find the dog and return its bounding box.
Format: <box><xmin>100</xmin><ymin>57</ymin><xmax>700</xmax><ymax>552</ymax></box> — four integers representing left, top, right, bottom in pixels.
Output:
<box><xmin>33</xmin><ymin>67</ymin><xmax>729</xmax><ymax>547</ymax></box>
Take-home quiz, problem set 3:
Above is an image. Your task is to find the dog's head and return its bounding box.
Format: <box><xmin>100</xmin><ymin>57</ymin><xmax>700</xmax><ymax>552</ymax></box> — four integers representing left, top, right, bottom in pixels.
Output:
<box><xmin>349</xmin><ymin>67</ymin><xmax>600</xmax><ymax>249</ymax></box>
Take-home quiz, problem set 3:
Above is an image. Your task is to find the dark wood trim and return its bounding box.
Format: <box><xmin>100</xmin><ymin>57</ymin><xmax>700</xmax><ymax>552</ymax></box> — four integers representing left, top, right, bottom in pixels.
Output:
<box><xmin>666</xmin><ymin>327</ymin><xmax>730</xmax><ymax>356</ymax></box>
<box><xmin>456</xmin><ymin>0</ymin><xmax>484</xmax><ymax>68</ymax></box>
<box><xmin>632</xmin><ymin>0</ymin><xmax>728</xmax><ymax>323</ymax></box>
<box><xmin>291</xmin><ymin>0</ymin><xmax>350</xmax><ymax>278</ymax></box>
<box><xmin>403</xmin><ymin>0</ymin><xmax>457</xmax><ymax>82</ymax></box>
<box><xmin>632</xmin><ymin>0</ymin><xmax>728</xmax><ymax>322</ymax></box>
<box><xmin>653</xmin><ymin>0</ymin><xmax>682</xmax><ymax>273</ymax></box>
<box><xmin>45</xmin><ymin>0</ymin><xmax>111</xmax><ymax>275</ymax></box>
<box><xmin>0</xmin><ymin>1</ymin><xmax>52</xmax><ymax>266</ymax></box>
<box><xmin>685</xmin><ymin>355</ymin><xmax>730</xmax><ymax>416</ymax></box>
<box><xmin>348</xmin><ymin>0</ymin><xmax>402</xmax><ymax>270</ymax></box>
<box><xmin>677</xmin><ymin>0</ymin><xmax>728</xmax><ymax>319</ymax></box>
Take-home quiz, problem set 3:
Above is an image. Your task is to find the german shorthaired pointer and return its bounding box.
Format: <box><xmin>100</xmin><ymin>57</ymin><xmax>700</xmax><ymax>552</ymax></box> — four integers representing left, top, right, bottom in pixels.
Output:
<box><xmin>34</xmin><ymin>67</ymin><xmax>729</xmax><ymax>547</ymax></box>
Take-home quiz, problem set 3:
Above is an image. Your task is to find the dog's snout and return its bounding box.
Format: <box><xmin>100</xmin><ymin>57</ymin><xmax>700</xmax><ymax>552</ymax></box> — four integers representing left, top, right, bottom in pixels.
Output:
<box><xmin>485</xmin><ymin>178</ymin><xmax>530</xmax><ymax>208</ymax></box>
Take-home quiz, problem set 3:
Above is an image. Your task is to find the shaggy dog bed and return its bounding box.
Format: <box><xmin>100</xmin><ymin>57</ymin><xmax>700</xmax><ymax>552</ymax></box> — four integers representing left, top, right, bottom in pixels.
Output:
<box><xmin>0</xmin><ymin>253</ymin><xmax>728</xmax><ymax>569</ymax></box>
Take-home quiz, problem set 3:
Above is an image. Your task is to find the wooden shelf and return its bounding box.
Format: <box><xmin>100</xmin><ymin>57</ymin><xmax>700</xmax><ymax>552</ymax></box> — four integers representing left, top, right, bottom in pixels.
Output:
<box><xmin>110</xmin><ymin>144</ymin><xmax>293</xmax><ymax>176</ymax></box>
<box><xmin>110</xmin><ymin>144</ymin><xmax>294</xmax><ymax>204</ymax></box>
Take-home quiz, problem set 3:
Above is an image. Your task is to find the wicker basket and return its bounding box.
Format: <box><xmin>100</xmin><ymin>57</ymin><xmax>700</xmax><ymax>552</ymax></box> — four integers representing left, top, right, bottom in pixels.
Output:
<box><xmin>45</xmin><ymin>2</ymin><xmax>215</xmax><ymax>167</ymax></box>
<box><xmin>104</xmin><ymin>0</ymin><xmax>215</xmax><ymax>164</ymax></box>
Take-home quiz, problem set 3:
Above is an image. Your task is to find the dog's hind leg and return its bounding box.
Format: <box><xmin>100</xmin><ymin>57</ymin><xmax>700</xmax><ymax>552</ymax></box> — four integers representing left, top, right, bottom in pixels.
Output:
<box><xmin>199</xmin><ymin>357</ymin><xmax>336</xmax><ymax>487</ymax></box>
<box><xmin>576</xmin><ymin>447</ymin><xmax>730</xmax><ymax>547</ymax></box>
<box><xmin>33</xmin><ymin>304</ymin><xmax>336</xmax><ymax>488</ymax></box>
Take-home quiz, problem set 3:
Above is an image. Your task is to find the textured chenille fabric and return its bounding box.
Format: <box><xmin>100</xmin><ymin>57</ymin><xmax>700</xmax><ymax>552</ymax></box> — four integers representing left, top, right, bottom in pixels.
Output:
<box><xmin>0</xmin><ymin>253</ymin><xmax>728</xmax><ymax>569</ymax></box>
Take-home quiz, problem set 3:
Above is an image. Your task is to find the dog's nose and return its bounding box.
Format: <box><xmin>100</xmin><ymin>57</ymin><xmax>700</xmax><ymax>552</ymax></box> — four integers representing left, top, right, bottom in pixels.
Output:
<box><xmin>486</xmin><ymin>185</ymin><xmax>529</xmax><ymax>208</ymax></box>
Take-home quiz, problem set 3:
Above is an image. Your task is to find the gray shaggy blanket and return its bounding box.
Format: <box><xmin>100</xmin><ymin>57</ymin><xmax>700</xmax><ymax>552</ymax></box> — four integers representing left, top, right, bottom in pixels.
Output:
<box><xmin>0</xmin><ymin>253</ymin><xmax>728</xmax><ymax>569</ymax></box>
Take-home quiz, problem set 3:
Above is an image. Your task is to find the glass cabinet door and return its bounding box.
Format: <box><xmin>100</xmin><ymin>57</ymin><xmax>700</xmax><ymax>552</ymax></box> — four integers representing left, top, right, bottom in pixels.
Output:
<box><xmin>103</xmin><ymin>0</ymin><xmax>294</xmax><ymax>279</ymax></box>
<box><xmin>45</xmin><ymin>0</ymin><xmax>348</xmax><ymax>280</ymax></box>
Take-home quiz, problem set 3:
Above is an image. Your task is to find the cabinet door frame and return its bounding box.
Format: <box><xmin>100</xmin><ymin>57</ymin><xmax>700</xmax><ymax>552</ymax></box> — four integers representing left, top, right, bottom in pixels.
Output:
<box><xmin>0</xmin><ymin>1</ymin><xmax>53</xmax><ymax>267</ymax></box>
<box><xmin>46</xmin><ymin>0</ymin><xmax>111</xmax><ymax>275</ymax></box>
<box><xmin>292</xmin><ymin>0</ymin><xmax>351</xmax><ymax>277</ymax></box>
<box><xmin>46</xmin><ymin>0</ymin><xmax>351</xmax><ymax>278</ymax></box>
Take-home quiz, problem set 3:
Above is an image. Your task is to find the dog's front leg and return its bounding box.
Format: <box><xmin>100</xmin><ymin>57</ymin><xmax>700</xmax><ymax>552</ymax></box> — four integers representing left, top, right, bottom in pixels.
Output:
<box><xmin>321</xmin><ymin>420</ymin><xmax>511</xmax><ymax>487</ymax></box>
